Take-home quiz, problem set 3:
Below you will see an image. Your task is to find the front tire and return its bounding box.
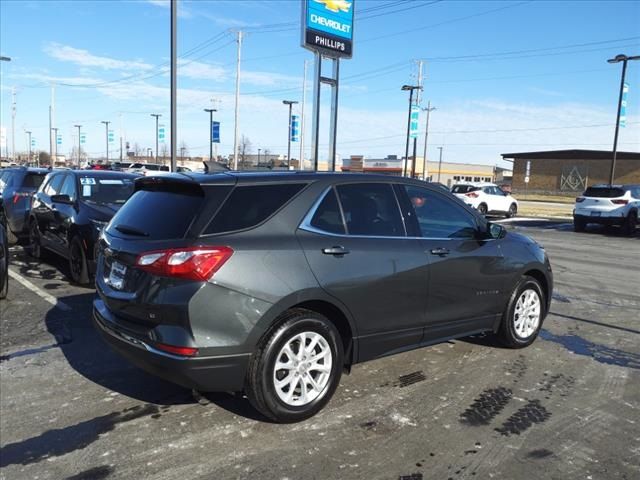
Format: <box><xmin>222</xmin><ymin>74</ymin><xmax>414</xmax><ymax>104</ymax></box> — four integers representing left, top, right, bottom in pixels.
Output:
<box><xmin>69</xmin><ymin>236</ymin><xmax>90</xmax><ymax>286</ymax></box>
<box><xmin>506</xmin><ymin>203</ymin><xmax>518</xmax><ymax>218</ymax></box>
<box><xmin>0</xmin><ymin>210</ymin><xmax>17</xmax><ymax>245</ymax></box>
<box><xmin>477</xmin><ymin>203</ymin><xmax>488</xmax><ymax>215</ymax></box>
<box><xmin>573</xmin><ymin>217</ymin><xmax>586</xmax><ymax>232</ymax></box>
<box><xmin>498</xmin><ymin>276</ymin><xmax>545</xmax><ymax>348</ymax></box>
<box><xmin>28</xmin><ymin>220</ymin><xmax>44</xmax><ymax>259</ymax></box>
<box><xmin>245</xmin><ymin>309</ymin><xmax>344</xmax><ymax>423</ymax></box>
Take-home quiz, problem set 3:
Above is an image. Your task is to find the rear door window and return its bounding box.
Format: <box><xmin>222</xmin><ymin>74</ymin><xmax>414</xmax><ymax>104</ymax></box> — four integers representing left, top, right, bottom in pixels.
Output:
<box><xmin>44</xmin><ymin>174</ymin><xmax>65</xmax><ymax>196</ymax></box>
<box><xmin>204</xmin><ymin>183</ymin><xmax>305</xmax><ymax>234</ymax></box>
<box><xmin>335</xmin><ymin>183</ymin><xmax>404</xmax><ymax>237</ymax></box>
<box><xmin>452</xmin><ymin>185</ymin><xmax>479</xmax><ymax>194</ymax></box>
<box><xmin>309</xmin><ymin>189</ymin><xmax>345</xmax><ymax>235</ymax></box>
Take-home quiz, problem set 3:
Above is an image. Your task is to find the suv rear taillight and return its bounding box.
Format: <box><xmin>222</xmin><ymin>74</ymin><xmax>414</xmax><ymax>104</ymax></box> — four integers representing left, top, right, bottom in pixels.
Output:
<box><xmin>155</xmin><ymin>343</ymin><xmax>198</xmax><ymax>357</ymax></box>
<box><xmin>465</xmin><ymin>192</ymin><xmax>479</xmax><ymax>198</ymax></box>
<box><xmin>611</xmin><ymin>199</ymin><xmax>628</xmax><ymax>205</ymax></box>
<box><xmin>575</xmin><ymin>197</ymin><xmax>585</xmax><ymax>203</ymax></box>
<box><xmin>12</xmin><ymin>192</ymin><xmax>32</xmax><ymax>204</ymax></box>
<box><xmin>136</xmin><ymin>246</ymin><xmax>233</xmax><ymax>281</ymax></box>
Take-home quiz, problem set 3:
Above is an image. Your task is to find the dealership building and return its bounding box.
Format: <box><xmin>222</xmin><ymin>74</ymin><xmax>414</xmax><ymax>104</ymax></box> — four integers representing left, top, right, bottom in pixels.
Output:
<box><xmin>502</xmin><ymin>149</ymin><xmax>640</xmax><ymax>195</ymax></box>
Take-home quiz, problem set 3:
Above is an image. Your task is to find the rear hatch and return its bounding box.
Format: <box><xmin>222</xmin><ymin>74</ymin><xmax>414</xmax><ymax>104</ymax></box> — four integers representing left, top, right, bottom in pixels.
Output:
<box><xmin>97</xmin><ymin>175</ymin><xmax>234</xmax><ymax>326</ymax></box>
<box><xmin>452</xmin><ymin>185</ymin><xmax>481</xmax><ymax>201</ymax></box>
<box><xmin>575</xmin><ymin>186</ymin><xmax>628</xmax><ymax>216</ymax></box>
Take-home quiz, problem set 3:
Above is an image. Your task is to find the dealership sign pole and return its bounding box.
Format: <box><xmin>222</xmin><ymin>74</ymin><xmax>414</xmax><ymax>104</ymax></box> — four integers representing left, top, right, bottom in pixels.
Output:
<box><xmin>302</xmin><ymin>0</ymin><xmax>354</xmax><ymax>171</ymax></box>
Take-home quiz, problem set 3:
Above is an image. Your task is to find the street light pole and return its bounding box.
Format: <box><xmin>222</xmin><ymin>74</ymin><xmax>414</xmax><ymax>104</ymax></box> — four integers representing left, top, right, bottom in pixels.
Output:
<box><xmin>101</xmin><ymin>120</ymin><xmax>110</xmax><ymax>163</ymax></box>
<box><xmin>25</xmin><ymin>130</ymin><xmax>32</xmax><ymax>165</ymax></box>
<box><xmin>204</xmin><ymin>108</ymin><xmax>217</xmax><ymax>162</ymax></box>
<box><xmin>258</xmin><ymin>148</ymin><xmax>261</xmax><ymax>164</ymax></box>
<box><xmin>282</xmin><ymin>100</ymin><xmax>298</xmax><ymax>169</ymax></box>
<box><xmin>421</xmin><ymin>102</ymin><xmax>436</xmax><ymax>181</ymax></box>
<box><xmin>437</xmin><ymin>146</ymin><xmax>443</xmax><ymax>183</ymax></box>
<box><xmin>75</xmin><ymin>125</ymin><xmax>82</xmax><ymax>166</ymax></box>
<box><xmin>151</xmin><ymin>114</ymin><xmax>161</xmax><ymax>163</ymax></box>
<box><xmin>51</xmin><ymin>127</ymin><xmax>58</xmax><ymax>164</ymax></box>
<box><xmin>606</xmin><ymin>54</ymin><xmax>640</xmax><ymax>185</ymax></box>
<box><xmin>401</xmin><ymin>85</ymin><xmax>422</xmax><ymax>177</ymax></box>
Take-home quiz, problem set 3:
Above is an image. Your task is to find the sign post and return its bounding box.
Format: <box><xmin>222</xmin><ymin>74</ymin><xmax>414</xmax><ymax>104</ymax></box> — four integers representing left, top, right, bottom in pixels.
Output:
<box><xmin>302</xmin><ymin>0</ymin><xmax>354</xmax><ymax>171</ymax></box>
<box><xmin>212</xmin><ymin>121</ymin><xmax>220</xmax><ymax>160</ymax></box>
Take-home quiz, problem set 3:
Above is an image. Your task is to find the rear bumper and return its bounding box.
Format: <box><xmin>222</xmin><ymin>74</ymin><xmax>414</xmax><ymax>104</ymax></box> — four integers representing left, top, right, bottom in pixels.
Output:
<box><xmin>93</xmin><ymin>300</ymin><xmax>251</xmax><ymax>392</ymax></box>
<box><xmin>573</xmin><ymin>214</ymin><xmax>625</xmax><ymax>226</ymax></box>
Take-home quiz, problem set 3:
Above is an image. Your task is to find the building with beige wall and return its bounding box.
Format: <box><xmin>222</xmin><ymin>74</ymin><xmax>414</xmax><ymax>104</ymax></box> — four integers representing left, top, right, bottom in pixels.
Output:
<box><xmin>502</xmin><ymin>149</ymin><xmax>640</xmax><ymax>195</ymax></box>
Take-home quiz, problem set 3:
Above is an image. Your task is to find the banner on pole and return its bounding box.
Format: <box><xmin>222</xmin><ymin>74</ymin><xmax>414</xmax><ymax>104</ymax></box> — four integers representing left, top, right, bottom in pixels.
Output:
<box><xmin>108</xmin><ymin>130</ymin><xmax>115</xmax><ymax>144</ymax></box>
<box><xmin>620</xmin><ymin>82</ymin><xmax>629</xmax><ymax>128</ymax></box>
<box><xmin>158</xmin><ymin>125</ymin><xmax>166</xmax><ymax>143</ymax></box>
<box><xmin>212</xmin><ymin>121</ymin><xmax>220</xmax><ymax>143</ymax></box>
<box><xmin>291</xmin><ymin>115</ymin><xmax>300</xmax><ymax>142</ymax></box>
<box><xmin>409</xmin><ymin>105</ymin><xmax>420</xmax><ymax>139</ymax></box>
<box><xmin>80</xmin><ymin>134</ymin><xmax>86</xmax><ymax>145</ymax></box>
<box><xmin>57</xmin><ymin>134</ymin><xmax>62</xmax><ymax>145</ymax></box>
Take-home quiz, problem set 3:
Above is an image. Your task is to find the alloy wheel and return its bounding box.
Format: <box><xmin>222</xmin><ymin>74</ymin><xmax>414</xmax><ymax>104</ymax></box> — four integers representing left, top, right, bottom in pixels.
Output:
<box><xmin>273</xmin><ymin>331</ymin><xmax>333</xmax><ymax>407</ymax></box>
<box><xmin>513</xmin><ymin>289</ymin><xmax>541</xmax><ymax>338</ymax></box>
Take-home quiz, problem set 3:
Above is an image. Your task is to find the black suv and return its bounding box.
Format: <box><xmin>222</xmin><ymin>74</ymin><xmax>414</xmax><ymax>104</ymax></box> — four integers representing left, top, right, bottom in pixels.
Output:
<box><xmin>29</xmin><ymin>170</ymin><xmax>138</xmax><ymax>285</ymax></box>
<box><xmin>0</xmin><ymin>167</ymin><xmax>49</xmax><ymax>243</ymax></box>
<box><xmin>94</xmin><ymin>172</ymin><xmax>553</xmax><ymax>422</ymax></box>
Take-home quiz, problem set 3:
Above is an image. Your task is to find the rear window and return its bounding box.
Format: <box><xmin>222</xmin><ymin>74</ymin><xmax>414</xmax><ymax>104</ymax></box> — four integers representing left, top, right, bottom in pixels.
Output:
<box><xmin>451</xmin><ymin>185</ymin><xmax>480</xmax><ymax>194</ymax></box>
<box><xmin>583</xmin><ymin>187</ymin><xmax>626</xmax><ymax>198</ymax></box>
<box><xmin>204</xmin><ymin>184</ymin><xmax>305</xmax><ymax>235</ymax></box>
<box><xmin>23</xmin><ymin>173</ymin><xmax>46</xmax><ymax>189</ymax></box>
<box><xmin>310</xmin><ymin>189</ymin><xmax>345</xmax><ymax>235</ymax></box>
<box><xmin>108</xmin><ymin>190</ymin><xmax>204</xmax><ymax>239</ymax></box>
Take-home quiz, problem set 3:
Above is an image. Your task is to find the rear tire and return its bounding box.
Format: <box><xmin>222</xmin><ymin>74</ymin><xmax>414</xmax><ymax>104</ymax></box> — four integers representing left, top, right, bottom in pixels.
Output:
<box><xmin>477</xmin><ymin>203</ymin><xmax>488</xmax><ymax>215</ymax></box>
<box><xmin>506</xmin><ymin>203</ymin><xmax>517</xmax><ymax>218</ymax></box>
<box><xmin>573</xmin><ymin>217</ymin><xmax>586</xmax><ymax>232</ymax></box>
<box><xmin>69</xmin><ymin>236</ymin><xmax>90</xmax><ymax>286</ymax></box>
<box><xmin>622</xmin><ymin>210</ymin><xmax>637</xmax><ymax>236</ymax></box>
<box><xmin>245</xmin><ymin>309</ymin><xmax>344</xmax><ymax>423</ymax></box>
<box><xmin>0</xmin><ymin>210</ymin><xmax>17</xmax><ymax>245</ymax></box>
<box><xmin>498</xmin><ymin>276</ymin><xmax>546</xmax><ymax>348</ymax></box>
<box><xmin>28</xmin><ymin>219</ymin><xmax>44</xmax><ymax>259</ymax></box>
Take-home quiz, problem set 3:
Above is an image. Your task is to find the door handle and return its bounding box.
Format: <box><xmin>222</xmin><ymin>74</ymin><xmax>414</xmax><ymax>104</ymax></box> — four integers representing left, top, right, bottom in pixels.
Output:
<box><xmin>429</xmin><ymin>247</ymin><xmax>450</xmax><ymax>256</ymax></box>
<box><xmin>322</xmin><ymin>246</ymin><xmax>350</xmax><ymax>256</ymax></box>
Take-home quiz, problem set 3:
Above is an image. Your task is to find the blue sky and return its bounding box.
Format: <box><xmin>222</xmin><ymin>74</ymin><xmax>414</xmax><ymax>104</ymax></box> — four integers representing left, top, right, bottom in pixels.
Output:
<box><xmin>1</xmin><ymin>0</ymin><xmax>639</xmax><ymax>167</ymax></box>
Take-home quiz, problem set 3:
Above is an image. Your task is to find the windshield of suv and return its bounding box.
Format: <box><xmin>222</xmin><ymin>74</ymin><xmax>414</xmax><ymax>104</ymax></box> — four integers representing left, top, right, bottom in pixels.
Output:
<box><xmin>79</xmin><ymin>176</ymin><xmax>135</xmax><ymax>205</ymax></box>
<box><xmin>583</xmin><ymin>187</ymin><xmax>626</xmax><ymax>198</ymax></box>
<box><xmin>452</xmin><ymin>185</ymin><xmax>481</xmax><ymax>194</ymax></box>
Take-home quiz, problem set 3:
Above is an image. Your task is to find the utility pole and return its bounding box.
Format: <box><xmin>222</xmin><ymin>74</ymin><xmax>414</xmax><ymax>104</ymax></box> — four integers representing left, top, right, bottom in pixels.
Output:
<box><xmin>11</xmin><ymin>87</ymin><xmax>16</xmax><ymax>162</ymax></box>
<box><xmin>49</xmin><ymin>83</ymin><xmax>55</xmax><ymax>162</ymax></box>
<box><xmin>25</xmin><ymin>130</ymin><xmax>32</xmax><ymax>165</ymax></box>
<box><xmin>119</xmin><ymin>113</ymin><xmax>123</xmax><ymax>162</ymax></box>
<box><xmin>204</xmin><ymin>108</ymin><xmax>216</xmax><ymax>162</ymax></box>
<box><xmin>151</xmin><ymin>114</ymin><xmax>161</xmax><ymax>162</ymax></box>
<box><xmin>421</xmin><ymin>102</ymin><xmax>436</xmax><ymax>181</ymax></box>
<box><xmin>258</xmin><ymin>148</ymin><xmax>261</xmax><ymax>164</ymax></box>
<box><xmin>401</xmin><ymin>84</ymin><xmax>422</xmax><ymax>177</ymax></box>
<box><xmin>170</xmin><ymin>0</ymin><xmax>177</xmax><ymax>172</ymax></box>
<box><xmin>606</xmin><ymin>53</ymin><xmax>640</xmax><ymax>185</ymax></box>
<box><xmin>282</xmin><ymin>100</ymin><xmax>298</xmax><ymax>168</ymax></box>
<box><xmin>101</xmin><ymin>120</ymin><xmax>110</xmax><ymax>162</ymax></box>
<box><xmin>75</xmin><ymin>125</ymin><xmax>82</xmax><ymax>167</ymax></box>
<box><xmin>437</xmin><ymin>146</ymin><xmax>443</xmax><ymax>183</ymax></box>
<box><xmin>233</xmin><ymin>30</ymin><xmax>243</xmax><ymax>170</ymax></box>
<box><xmin>299</xmin><ymin>59</ymin><xmax>308</xmax><ymax>170</ymax></box>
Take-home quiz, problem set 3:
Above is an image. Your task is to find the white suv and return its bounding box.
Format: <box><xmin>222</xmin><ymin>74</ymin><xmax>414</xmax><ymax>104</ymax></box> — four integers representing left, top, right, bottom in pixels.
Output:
<box><xmin>452</xmin><ymin>183</ymin><xmax>518</xmax><ymax>217</ymax></box>
<box><xmin>126</xmin><ymin>163</ymin><xmax>170</xmax><ymax>175</ymax></box>
<box><xmin>573</xmin><ymin>184</ymin><xmax>640</xmax><ymax>235</ymax></box>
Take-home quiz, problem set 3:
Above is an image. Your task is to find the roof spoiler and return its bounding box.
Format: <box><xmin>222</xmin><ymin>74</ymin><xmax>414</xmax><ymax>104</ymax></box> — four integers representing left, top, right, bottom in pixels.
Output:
<box><xmin>134</xmin><ymin>175</ymin><xmax>204</xmax><ymax>196</ymax></box>
<box><xmin>203</xmin><ymin>161</ymin><xmax>231</xmax><ymax>174</ymax></box>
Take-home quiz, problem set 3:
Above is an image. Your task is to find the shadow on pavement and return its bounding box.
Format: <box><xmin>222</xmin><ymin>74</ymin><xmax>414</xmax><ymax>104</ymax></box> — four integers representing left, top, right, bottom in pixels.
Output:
<box><xmin>39</xmin><ymin>291</ymin><xmax>268</xmax><ymax>419</ymax></box>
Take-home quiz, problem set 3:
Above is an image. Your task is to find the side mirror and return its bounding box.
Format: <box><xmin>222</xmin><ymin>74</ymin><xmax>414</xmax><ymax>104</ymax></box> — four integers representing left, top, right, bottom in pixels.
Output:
<box><xmin>488</xmin><ymin>222</ymin><xmax>506</xmax><ymax>239</ymax></box>
<box><xmin>51</xmin><ymin>194</ymin><xmax>73</xmax><ymax>205</ymax></box>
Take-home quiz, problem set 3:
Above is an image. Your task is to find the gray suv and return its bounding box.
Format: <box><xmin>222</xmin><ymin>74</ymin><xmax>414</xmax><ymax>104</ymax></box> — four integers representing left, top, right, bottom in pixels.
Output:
<box><xmin>94</xmin><ymin>172</ymin><xmax>553</xmax><ymax>422</ymax></box>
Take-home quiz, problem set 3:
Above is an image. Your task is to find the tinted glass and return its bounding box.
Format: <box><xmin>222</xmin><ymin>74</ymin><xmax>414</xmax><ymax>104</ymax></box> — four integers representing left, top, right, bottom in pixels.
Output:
<box><xmin>205</xmin><ymin>184</ymin><xmax>305</xmax><ymax>234</ymax></box>
<box><xmin>310</xmin><ymin>189</ymin><xmax>345</xmax><ymax>235</ymax></box>
<box><xmin>44</xmin><ymin>174</ymin><xmax>65</xmax><ymax>196</ymax></box>
<box><xmin>583</xmin><ymin>187</ymin><xmax>626</xmax><ymax>198</ymax></box>
<box><xmin>0</xmin><ymin>171</ymin><xmax>12</xmax><ymax>189</ymax></box>
<box><xmin>78</xmin><ymin>176</ymin><xmax>135</xmax><ymax>205</ymax></box>
<box><xmin>22</xmin><ymin>172</ymin><xmax>46</xmax><ymax>189</ymax></box>
<box><xmin>108</xmin><ymin>190</ymin><xmax>204</xmax><ymax>239</ymax></box>
<box><xmin>59</xmin><ymin>175</ymin><xmax>76</xmax><ymax>199</ymax></box>
<box><xmin>404</xmin><ymin>186</ymin><xmax>477</xmax><ymax>239</ymax></box>
<box><xmin>336</xmin><ymin>183</ymin><xmax>404</xmax><ymax>237</ymax></box>
<box><xmin>451</xmin><ymin>185</ymin><xmax>480</xmax><ymax>194</ymax></box>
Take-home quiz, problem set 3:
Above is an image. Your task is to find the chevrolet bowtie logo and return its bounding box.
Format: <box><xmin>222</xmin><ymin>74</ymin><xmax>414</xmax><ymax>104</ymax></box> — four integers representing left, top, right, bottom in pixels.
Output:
<box><xmin>314</xmin><ymin>0</ymin><xmax>352</xmax><ymax>13</ymax></box>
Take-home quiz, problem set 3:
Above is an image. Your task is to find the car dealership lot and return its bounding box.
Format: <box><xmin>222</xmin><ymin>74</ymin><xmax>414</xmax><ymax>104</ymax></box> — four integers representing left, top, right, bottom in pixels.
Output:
<box><xmin>1</xmin><ymin>223</ymin><xmax>638</xmax><ymax>480</ymax></box>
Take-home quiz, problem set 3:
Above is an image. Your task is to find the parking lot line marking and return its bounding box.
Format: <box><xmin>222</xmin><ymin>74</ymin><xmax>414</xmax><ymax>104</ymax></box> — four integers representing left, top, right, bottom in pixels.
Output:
<box><xmin>8</xmin><ymin>269</ymin><xmax>72</xmax><ymax>312</ymax></box>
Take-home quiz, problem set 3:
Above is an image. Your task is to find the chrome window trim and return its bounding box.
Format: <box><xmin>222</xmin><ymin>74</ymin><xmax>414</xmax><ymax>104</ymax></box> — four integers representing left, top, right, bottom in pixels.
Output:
<box><xmin>298</xmin><ymin>185</ymin><xmax>479</xmax><ymax>242</ymax></box>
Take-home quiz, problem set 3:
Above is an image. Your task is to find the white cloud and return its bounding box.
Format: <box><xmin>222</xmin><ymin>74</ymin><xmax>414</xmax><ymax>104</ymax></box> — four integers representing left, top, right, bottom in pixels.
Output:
<box><xmin>178</xmin><ymin>60</ymin><xmax>227</xmax><ymax>81</ymax></box>
<box><xmin>43</xmin><ymin>43</ymin><xmax>153</xmax><ymax>71</ymax></box>
<box><xmin>242</xmin><ymin>70</ymin><xmax>301</xmax><ymax>87</ymax></box>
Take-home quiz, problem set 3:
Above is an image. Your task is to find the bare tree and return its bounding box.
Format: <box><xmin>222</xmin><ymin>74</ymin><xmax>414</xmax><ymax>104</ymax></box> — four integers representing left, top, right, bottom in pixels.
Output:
<box><xmin>239</xmin><ymin>135</ymin><xmax>252</xmax><ymax>169</ymax></box>
<box><xmin>133</xmin><ymin>142</ymin><xmax>142</xmax><ymax>157</ymax></box>
<box><xmin>179</xmin><ymin>141</ymin><xmax>189</xmax><ymax>165</ymax></box>
<box><xmin>160</xmin><ymin>143</ymin><xmax>169</xmax><ymax>165</ymax></box>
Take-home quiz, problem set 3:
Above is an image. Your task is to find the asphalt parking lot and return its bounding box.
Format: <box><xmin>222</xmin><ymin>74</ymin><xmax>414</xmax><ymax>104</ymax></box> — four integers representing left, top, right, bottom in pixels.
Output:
<box><xmin>1</xmin><ymin>222</ymin><xmax>638</xmax><ymax>480</ymax></box>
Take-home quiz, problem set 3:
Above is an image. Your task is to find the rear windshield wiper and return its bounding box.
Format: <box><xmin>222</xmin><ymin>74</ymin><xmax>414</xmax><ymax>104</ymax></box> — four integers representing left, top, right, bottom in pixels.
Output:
<box><xmin>114</xmin><ymin>224</ymin><xmax>149</xmax><ymax>237</ymax></box>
